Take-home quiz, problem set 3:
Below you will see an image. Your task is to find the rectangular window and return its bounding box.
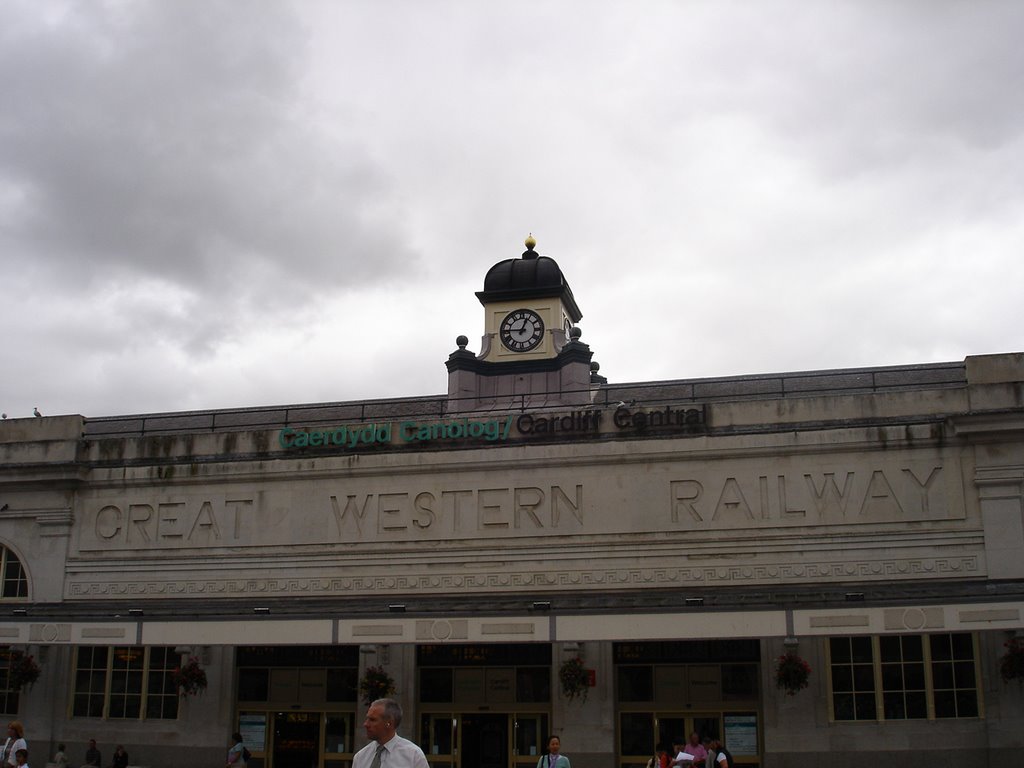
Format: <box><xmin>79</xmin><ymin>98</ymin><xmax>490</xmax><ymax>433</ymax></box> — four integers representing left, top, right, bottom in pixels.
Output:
<box><xmin>829</xmin><ymin>636</ymin><xmax>876</xmax><ymax>721</ymax></box>
<box><xmin>930</xmin><ymin>634</ymin><xmax>979</xmax><ymax>718</ymax></box>
<box><xmin>0</xmin><ymin>649</ymin><xmax>21</xmax><ymax>715</ymax></box>
<box><xmin>145</xmin><ymin>647</ymin><xmax>180</xmax><ymax>719</ymax></box>
<box><xmin>879</xmin><ymin>636</ymin><xmax>926</xmax><ymax>719</ymax></box>
<box><xmin>617</xmin><ymin>665</ymin><xmax>653</xmax><ymax>702</ymax></box>
<box><xmin>72</xmin><ymin>646</ymin><xmax>179</xmax><ymax>720</ymax></box>
<box><xmin>829</xmin><ymin>634</ymin><xmax>979</xmax><ymax>721</ymax></box>
<box><xmin>325</xmin><ymin>668</ymin><xmax>358</xmax><ymax>703</ymax></box>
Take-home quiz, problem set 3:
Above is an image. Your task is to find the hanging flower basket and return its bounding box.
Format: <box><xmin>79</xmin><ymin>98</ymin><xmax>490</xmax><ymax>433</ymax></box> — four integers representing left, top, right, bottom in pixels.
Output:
<box><xmin>775</xmin><ymin>651</ymin><xmax>811</xmax><ymax>696</ymax></box>
<box><xmin>5</xmin><ymin>650</ymin><xmax>41</xmax><ymax>692</ymax></box>
<box><xmin>559</xmin><ymin>656</ymin><xmax>589</xmax><ymax>703</ymax></box>
<box><xmin>171</xmin><ymin>656</ymin><xmax>208</xmax><ymax>698</ymax></box>
<box><xmin>1000</xmin><ymin>636</ymin><xmax>1024</xmax><ymax>684</ymax></box>
<box><xmin>359</xmin><ymin>665</ymin><xmax>396</xmax><ymax>705</ymax></box>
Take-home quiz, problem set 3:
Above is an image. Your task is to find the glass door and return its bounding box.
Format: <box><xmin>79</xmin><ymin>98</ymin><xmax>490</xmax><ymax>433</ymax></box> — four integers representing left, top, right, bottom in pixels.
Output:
<box><xmin>460</xmin><ymin>713</ymin><xmax>508</xmax><ymax>768</ymax></box>
<box><xmin>274</xmin><ymin>711</ymin><xmax>321</xmax><ymax>768</ymax></box>
<box><xmin>323</xmin><ymin>712</ymin><xmax>355</xmax><ymax>768</ymax></box>
<box><xmin>657</xmin><ymin>714</ymin><xmax>721</xmax><ymax>761</ymax></box>
<box><xmin>421</xmin><ymin>713</ymin><xmax>456</xmax><ymax>768</ymax></box>
<box><xmin>513</xmin><ymin>712</ymin><xmax>548</xmax><ymax>768</ymax></box>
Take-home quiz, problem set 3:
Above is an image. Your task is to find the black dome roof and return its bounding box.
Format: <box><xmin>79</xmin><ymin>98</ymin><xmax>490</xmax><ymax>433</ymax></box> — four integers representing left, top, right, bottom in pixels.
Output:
<box><xmin>482</xmin><ymin>254</ymin><xmax>566</xmax><ymax>293</ymax></box>
<box><xmin>475</xmin><ymin>247</ymin><xmax>582</xmax><ymax>321</ymax></box>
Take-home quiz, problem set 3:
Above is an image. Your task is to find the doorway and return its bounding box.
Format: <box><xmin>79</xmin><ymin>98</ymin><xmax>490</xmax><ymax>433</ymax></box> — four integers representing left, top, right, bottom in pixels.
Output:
<box><xmin>658</xmin><ymin>714</ymin><xmax>721</xmax><ymax>750</ymax></box>
<box><xmin>273</xmin><ymin>711</ymin><xmax>321</xmax><ymax>768</ymax></box>
<box><xmin>461</xmin><ymin>714</ymin><xmax>508</xmax><ymax>768</ymax></box>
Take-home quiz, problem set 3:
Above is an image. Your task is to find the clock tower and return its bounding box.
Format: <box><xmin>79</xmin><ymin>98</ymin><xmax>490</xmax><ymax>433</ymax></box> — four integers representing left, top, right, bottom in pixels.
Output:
<box><xmin>446</xmin><ymin>236</ymin><xmax>604</xmax><ymax>412</ymax></box>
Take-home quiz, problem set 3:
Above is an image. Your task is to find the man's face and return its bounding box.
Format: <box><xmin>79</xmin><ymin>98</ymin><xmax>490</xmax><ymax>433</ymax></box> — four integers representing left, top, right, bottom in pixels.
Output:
<box><xmin>89</xmin><ymin>742</ymin><xmax>96</xmax><ymax>749</ymax></box>
<box><xmin>689</xmin><ymin>734</ymin><xmax>700</xmax><ymax>747</ymax></box>
<box><xmin>364</xmin><ymin>703</ymin><xmax>391</xmax><ymax>743</ymax></box>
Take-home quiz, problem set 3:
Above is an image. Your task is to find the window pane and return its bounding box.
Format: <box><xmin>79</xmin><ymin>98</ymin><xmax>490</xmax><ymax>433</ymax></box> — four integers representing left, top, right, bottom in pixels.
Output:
<box><xmin>326</xmin><ymin>668</ymin><xmax>357</xmax><ymax>703</ymax></box>
<box><xmin>829</xmin><ymin>638</ymin><xmax>851</xmax><ymax>664</ymax></box>
<box><xmin>951</xmin><ymin>633</ymin><xmax>974</xmax><ymax>660</ymax></box>
<box><xmin>832</xmin><ymin>692</ymin><xmax>854</xmax><ymax>720</ymax></box>
<box><xmin>851</xmin><ymin>637</ymin><xmax>873</xmax><ymax>663</ymax></box>
<box><xmin>831</xmin><ymin>666</ymin><xmax>852</xmax><ymax>691</ymax></box>
<box><xmin>239</xmin><ymin>668</ymin><xmax>270</xmax><ymax>702</ymax></box>
<box><xmin>930</xmin><ymin>635</ymin><xmax>951</xmax><ymax>661</ymax></box>
<box><xmin>954</xmin><ymin>662</ymin><xmax>975</xmax><ymax>688</ymax></box>
<box><xmin>617</xmin><ymin>666</ymin><xmax>653</xmax><ymax>702</ymax></box>
<box><xmin>882</xmin><ymin>692</ymin><xmax>905</xmax><ymax>719</ymax></box>
<box><xmin>420</xmin><ymin>668</ymin><xmax>453</xmax><ymax>703</ymax></box>
<box><xmin>902</xmin><ymin>637</ymin><xmax>923</xmax><ymax>662</ymax></box>
<box><xmin>904</xmin><ymin>662</ymin><xmax>925</xmax><ymax>690</ymax></box>
<box><xmin>721</xmin><ymin>663</ymin><xmax>758</xmax><ymax>698</ymax></box>
<box><xmin>956</xmin><ymin>691</ymin><xmax>979</xmax><ymax>718</ymax></box>
<box><xmin>905</xmin><ymin>692</ymin><xmax>927</xmax><ymax>719</ymax></box>
<box><xmin>881</xmin><ymin>665</ymin><xmax>902</xmax><ymax>690</ymax></box>
<box><xmin>516</xmin><ymin>667</ymin><xmax>550</xmax><ymax>703</ymax></box>
<box><xmin>932</xmin><ymin>662</ymin><xmax>953</xmax><ymax>689</ymax></box>
<box><xmin>854</xmin><ymin>693</ymin><xmax>877</xmax><ymax>720</ymax></box>
<box><xmin>879</xmin><ymin>636</ymin><xmax>900</xmax><ymax>661</ymax></box>
<box><xmin>853</xmin><ymin>665</ymin><xmax>874</xmax><ymax>691</ymax></box>
<box><xmin>934</xmin><ymin>690</ymin><xmax>956</xmax><ymax>718</ymax></box>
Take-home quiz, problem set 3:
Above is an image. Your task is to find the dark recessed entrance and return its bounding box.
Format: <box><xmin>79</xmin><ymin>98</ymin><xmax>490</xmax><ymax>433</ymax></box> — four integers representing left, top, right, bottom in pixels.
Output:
<box><xmin>460</xmin><ymin>713</ymin><xmax>508</xmax><ymax>768</ymax></box>
<box><xmin>273</xmin><ymin>712</ymin><xmax>320</xmax><ymax>768</ymax></box>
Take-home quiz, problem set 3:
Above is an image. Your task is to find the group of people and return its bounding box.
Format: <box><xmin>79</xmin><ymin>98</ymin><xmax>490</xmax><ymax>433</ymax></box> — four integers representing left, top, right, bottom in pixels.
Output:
<box><xmin>2</xmin><ymin>725</ymin><xmax>130</xmax><ymax>768</ymax></box>
<box><xmin>649</xmin><ymin>733</ymin><xmax>733</xmax><ymax>768</ymax></box>
<box><xmin>227</xmin><ymin>704</ymin><xmax>729</xmax><ymax>768</ymax></box>
<box><xmin>225</xmin><ymin>701</ymin><xmax>567</xmax><ymax>768</ymax></box>
<box><xmin>4</xmin><ymin>707</ymin><xmax>726</xmax><ymax>768</ymax></box>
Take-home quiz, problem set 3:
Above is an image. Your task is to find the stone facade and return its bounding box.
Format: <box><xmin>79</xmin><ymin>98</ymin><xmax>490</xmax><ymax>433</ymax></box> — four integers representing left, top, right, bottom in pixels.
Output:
<box><xmin>1</xmin><ymin>353</ymin><xmax>1022</xmax><ymax>768</ymax></box>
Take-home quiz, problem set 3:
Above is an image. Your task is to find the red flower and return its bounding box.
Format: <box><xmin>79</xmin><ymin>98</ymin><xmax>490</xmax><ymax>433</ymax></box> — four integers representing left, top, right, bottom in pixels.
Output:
<box><xmin>775</xmin><ymin>652</ymin><xmax>811</xmax><ymax>695</ymax></box>
<box><xmin>170</xmin><ymin>657</ymin><xmax>208</xmax><ymax>697</ymax></box>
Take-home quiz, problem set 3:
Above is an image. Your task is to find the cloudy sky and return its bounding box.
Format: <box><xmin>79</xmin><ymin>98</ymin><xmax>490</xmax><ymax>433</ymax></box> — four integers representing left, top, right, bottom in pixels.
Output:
<box><xmin>2</xmin><ymin>1</ymin><xmax>1022</xmax><ymax>419</ymax></box>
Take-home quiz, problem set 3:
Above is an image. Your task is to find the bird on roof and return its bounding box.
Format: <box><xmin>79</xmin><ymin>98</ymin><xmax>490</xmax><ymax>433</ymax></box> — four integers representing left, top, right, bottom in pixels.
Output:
<box><xmin>33</xmin><ymin>407</ymin><xmax>42</xmax><ymax>417</ymax></box>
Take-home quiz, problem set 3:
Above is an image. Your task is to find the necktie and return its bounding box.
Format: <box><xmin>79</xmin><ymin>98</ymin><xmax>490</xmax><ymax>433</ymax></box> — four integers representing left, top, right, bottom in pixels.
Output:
<box><xmin>370</xmin><ymin>744</ymin><xmax>386</xmax><ymax>768</ymax></box>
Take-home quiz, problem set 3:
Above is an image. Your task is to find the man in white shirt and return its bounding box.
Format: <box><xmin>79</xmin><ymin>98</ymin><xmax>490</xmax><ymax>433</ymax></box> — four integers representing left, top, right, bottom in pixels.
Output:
<box><xmin>353</xmin><ymin>698</ymin><xmax>429</xmax><ymax>768</ymax></box>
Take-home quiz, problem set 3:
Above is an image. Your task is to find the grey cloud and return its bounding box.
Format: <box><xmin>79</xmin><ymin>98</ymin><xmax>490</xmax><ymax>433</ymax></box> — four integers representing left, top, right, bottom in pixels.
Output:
<box><xmin>0</xmin><ymin>1</ymin><xmax>418</xmax><ymax>301</ymax></box>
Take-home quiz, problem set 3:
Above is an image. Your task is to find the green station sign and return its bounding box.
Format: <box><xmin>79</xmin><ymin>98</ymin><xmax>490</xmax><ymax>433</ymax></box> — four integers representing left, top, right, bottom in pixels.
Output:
<box><xmin>278</xmin><ymin>405</ymin><xmax>704</xmax><ymax>451</ymax></box>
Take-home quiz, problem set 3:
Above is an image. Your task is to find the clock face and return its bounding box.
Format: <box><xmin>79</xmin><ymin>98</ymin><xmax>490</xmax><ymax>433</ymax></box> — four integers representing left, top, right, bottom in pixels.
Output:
<box><xmin>500</xmin><ymin>308</ymin><xmax>545</xmax><ymax>351</ymax></box>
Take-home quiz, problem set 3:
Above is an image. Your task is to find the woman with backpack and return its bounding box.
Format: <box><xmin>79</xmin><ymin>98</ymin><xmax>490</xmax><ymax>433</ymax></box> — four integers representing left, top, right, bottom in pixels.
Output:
<box><xmin>227</xmin><ymin>733</ymin><xmax>248</xmax><ymax>768</ymax></box>
<box><xmin>535</xmin><ymin>736</ymin><xmax>570</xmax><ymax>768</ymax></box>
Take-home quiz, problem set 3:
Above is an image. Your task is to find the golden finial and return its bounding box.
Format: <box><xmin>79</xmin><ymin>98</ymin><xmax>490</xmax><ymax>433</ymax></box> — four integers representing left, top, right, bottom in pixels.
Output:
<box><xmin>524</xmin><ymin>233</ymin><xmax>536</xmax><ymax>250</ymax></box>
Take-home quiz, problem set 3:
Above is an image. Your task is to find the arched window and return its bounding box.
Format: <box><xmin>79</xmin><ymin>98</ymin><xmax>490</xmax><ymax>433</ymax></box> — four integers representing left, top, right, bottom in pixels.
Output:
<box><xmin>0</xmin><ymin>546</ymin><xmax>28</xmax><ymax>599</ymax></box>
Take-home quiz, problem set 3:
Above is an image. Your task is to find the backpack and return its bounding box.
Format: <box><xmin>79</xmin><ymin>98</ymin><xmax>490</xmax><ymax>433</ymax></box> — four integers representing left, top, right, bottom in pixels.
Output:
<box><xmin>242</xmin><ymin>747</ymin><xmax>252</xmax><ymax>762</ymax></box>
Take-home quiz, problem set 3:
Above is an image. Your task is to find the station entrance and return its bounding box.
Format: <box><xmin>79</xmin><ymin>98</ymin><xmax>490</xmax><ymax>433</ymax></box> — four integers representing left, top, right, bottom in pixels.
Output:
<box><xmin>233</xmin><ymin>641</ymin><xmax>762</xmax><ymax>768</ymax></box>
<box><xmin>420</xmin><ymin>712</ymin><xmax>550</xmax><ymax>768</ymax></box>
<box><xmin>418</xmin><ymin>643</ymin><xmax>553</xmax><ymax>768</ymax></box>
<box><xmin>615</xmin><ymin>641</ymin><xmax>763</xmax><ymax>767</ymax></box>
